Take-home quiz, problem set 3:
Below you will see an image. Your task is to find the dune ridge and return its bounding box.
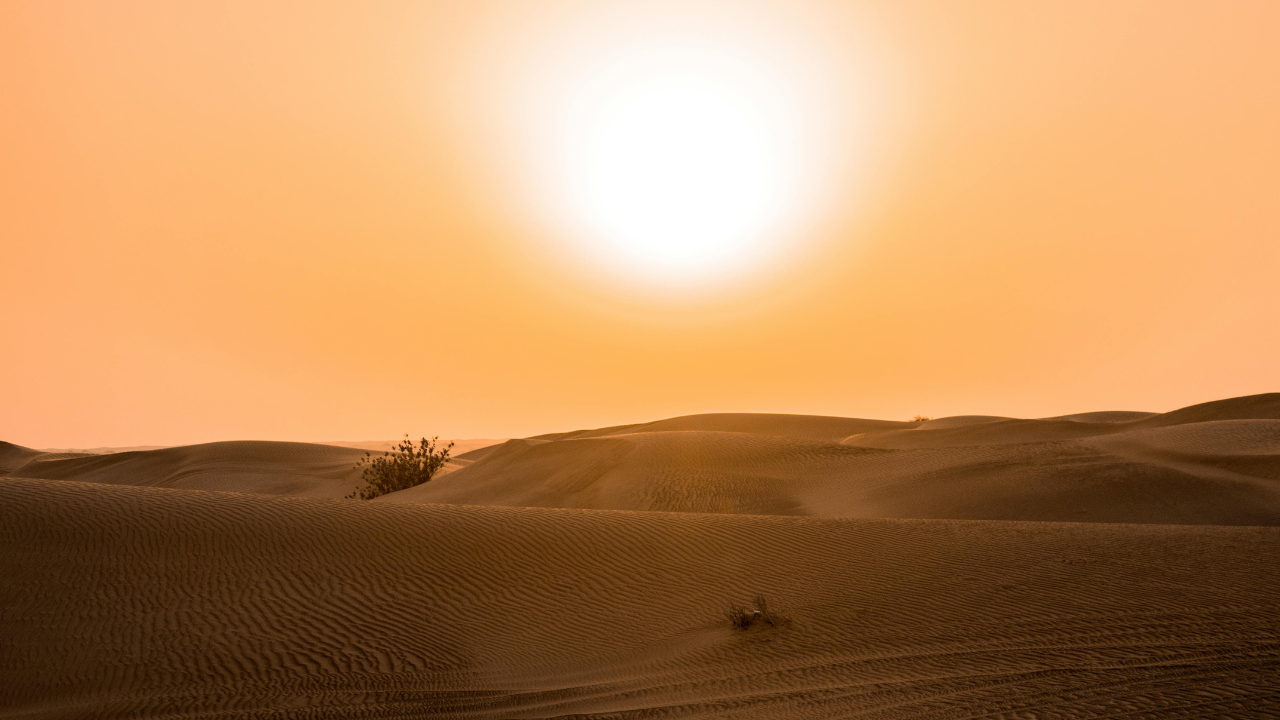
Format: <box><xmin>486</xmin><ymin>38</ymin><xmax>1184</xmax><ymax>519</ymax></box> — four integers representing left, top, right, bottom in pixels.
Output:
<box><xmin>2</xmin><ymin>476</ymin><xmax>1278</xmax><ymax>719</ymax></box>
<box><xmin>6</xmin><ymin>394</ymin><xmax>1279</xmax><ymax>524</ymax></box>
<box><xmin>0</xmin><ymin>440</ymin><xmax>373</xmax><ymax>499</ymax></box>
<box><xmin>386</xmin><ymin>394</ymin><xmax>1280</xmax><ymax>525</ymax></box>
<box><xmin>0</xmin><ymin>439</ymin><xmax>500</xmax><ymax>500</ymax></box>
<box><xmin>0</xmin><ymin>441</ymin><xmax>45</xmax><ymax>475</ymax></box>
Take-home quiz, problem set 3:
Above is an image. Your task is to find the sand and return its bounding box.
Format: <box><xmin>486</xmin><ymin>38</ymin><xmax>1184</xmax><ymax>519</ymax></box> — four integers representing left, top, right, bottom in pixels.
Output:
<box><xmin>1</xmin><ymin>440</ymin><xmax>373</xmax><ymax>499</ymax></box>
<box><xmin>387</xmin><ymin>394</ymin><xmax>1280</xmax><ymax>525</ymax></box>
<box><xmin>3</xmin><ymin>394</ymin><xmax>1280</xmax><ymax>718</ymax></box>
<box><xmin>0</xmin><ymin>438</ymin><xmax>504</xmax><ymax>500</ymax></box>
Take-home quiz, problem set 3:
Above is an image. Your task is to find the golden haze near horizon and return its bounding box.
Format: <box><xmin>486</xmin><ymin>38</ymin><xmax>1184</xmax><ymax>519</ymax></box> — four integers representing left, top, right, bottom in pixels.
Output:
<box><xmin>3</xmin><ymin>0</ymin><xmax>1279</xmax><ymax>448</ymax></box>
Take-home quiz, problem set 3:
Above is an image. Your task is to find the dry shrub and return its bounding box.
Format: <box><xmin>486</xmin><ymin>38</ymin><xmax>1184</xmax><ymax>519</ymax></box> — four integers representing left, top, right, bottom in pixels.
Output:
<box><xmin>726</xmin><ymin>595</ymin><xmax>782</xmax><ymax>631</ymax></box>
<box><xmin>346</xmin><ymin>435</ymin><xmax>454</xmax><ymax>500</ymax></box>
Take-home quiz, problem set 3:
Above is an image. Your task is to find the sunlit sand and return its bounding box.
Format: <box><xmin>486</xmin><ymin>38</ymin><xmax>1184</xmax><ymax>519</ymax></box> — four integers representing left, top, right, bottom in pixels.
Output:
<box><xmin>4</xmin><ymin>394</ymin><xmax>1279</xmax><ymax>717</ymax></box>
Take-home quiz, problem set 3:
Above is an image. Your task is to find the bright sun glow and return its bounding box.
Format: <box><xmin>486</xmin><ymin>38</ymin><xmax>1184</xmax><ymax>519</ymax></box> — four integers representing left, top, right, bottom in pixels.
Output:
<box><xmin>476</xmin><ymin>8</ymin><xmax>869</xmax><ymax>296</ymax></box>
<box><xmin>560</xmin><ymin>46</ymin><xmax>799</xmax><ymax>285</ymax></box>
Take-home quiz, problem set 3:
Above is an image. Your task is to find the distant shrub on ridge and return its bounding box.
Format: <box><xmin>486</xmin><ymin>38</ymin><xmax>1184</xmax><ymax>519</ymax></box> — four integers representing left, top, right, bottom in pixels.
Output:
<box><xmin>912</xmin><ymin>415</ymin><xmax>932</xmax><ymax>422</ymax></box>
<box><xmin>346</xmin><ymin>435</ymin><xmax>454</xmax><ymax>500</ymax></box>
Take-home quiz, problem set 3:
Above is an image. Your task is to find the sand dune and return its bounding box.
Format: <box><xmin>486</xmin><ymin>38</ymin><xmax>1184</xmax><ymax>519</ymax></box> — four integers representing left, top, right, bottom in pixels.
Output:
<box><xmin>385</xmin><ymin>394</ymin><xmax>1280</xmax><ymax>525</ymax></box>
<box><xmin>4</xmin><ymin>395</ymin><xmax>1280</xmax><ymax>717</ymax></box>
<box><xmin>1042</xmin><ymin>411</ymin><xmax>1159</xmax><ymax>423</ymax></box>
<box><xmin>0</xmin><ymin>441</ymin><xmax>46</xmax><ymax>475</ymax></box>
<box><xmin>1</xmin><ymin>439</ymin><xmax>504</xmax><ymax>500</ymax></box>
<box><xmin>3</xmin><ymin>476</ymin><xmax>1278</xmax><ymax>719</ymax></box>
<box><xmin>533</xmin><ymin>413</ymin><xmax>913</xmax><ymax>442</ymax></box>
<box><xmin>846</xmin><ymin>394</ymin><xmax>1280</xmax><ymax>450</ymax></box>
<box><xmin>8</xmin><ymin>395</ymin><xmax>1279</xmax><ymax>523</ymax></box>
<box><xmin>1</xmin><ymin>440</ymin><xmax>373</xmax><ymax>499</ymax></box>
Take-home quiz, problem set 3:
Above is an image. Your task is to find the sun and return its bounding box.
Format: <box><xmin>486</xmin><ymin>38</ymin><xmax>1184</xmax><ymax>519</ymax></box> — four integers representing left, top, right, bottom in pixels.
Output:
<box><xmin>474</xmin><ymin>9</ymin><xmax>866</xmax><ymax>297</ymax></box>
<box><xmin>558</xmin><ymin>45</ymin><xmax>799</xmax><ymax>286</ymax></box>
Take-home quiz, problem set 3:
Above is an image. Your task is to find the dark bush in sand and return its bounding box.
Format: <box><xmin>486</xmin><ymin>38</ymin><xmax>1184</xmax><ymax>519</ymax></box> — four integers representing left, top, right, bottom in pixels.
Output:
<box><xmin>346</xmin><ymin>435</ymin><xmax>453</xmax><ymax>500</ymax></box>
<box><xmin>726</xmin><ymin>595</ymin><xmax>782</xmax><ymax>630</ymax></box>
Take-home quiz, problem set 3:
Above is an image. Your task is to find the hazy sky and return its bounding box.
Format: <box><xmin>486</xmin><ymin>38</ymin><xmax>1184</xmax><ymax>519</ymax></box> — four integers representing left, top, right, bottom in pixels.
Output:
<box><xmin>4</xmin><ymin>1</ymin><xmax>1279</xmax><ymax>448</ymax></box>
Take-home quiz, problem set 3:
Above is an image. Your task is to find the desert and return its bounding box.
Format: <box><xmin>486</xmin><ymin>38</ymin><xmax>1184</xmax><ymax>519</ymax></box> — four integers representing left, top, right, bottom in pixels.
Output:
<box><xmin>3</xmin><ymin>393</ymin><xmax>1279</xmax><ymax>718</ymax></box>
<box><xmin>6</xmin><ymin>1</ymin><xmax>1280</xmax><ymax>717</ymax></box>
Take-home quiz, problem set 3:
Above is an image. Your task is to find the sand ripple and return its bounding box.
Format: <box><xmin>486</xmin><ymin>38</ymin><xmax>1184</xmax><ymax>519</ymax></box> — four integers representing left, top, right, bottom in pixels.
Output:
<box><xmin>3</xmin><ymin>477</ymin><xmax>1278</xmax><ymax>718</ymax></box>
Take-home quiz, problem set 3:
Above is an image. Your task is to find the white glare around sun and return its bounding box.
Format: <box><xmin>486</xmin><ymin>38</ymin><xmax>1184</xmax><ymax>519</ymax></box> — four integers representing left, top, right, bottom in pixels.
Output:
<box><xmin>550</xmin><ymin>43</ymin><xmax>811</xmax><ymax>288</ymax></box>
<box><xmin>562</xmin><ymin>47</ymin><xmax>795</xmax><ymax>284</ymax></box>
<box><xmin>471</xmin><ymin>10</ymin><xmax>871</xmax><ymax>297</ymax></box>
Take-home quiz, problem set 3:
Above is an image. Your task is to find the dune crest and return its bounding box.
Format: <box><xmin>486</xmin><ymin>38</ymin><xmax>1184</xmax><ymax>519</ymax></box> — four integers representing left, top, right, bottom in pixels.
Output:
<box><xmin>7</xmin><ymin>394</ymin><xmax>1280</xmax><ymax>524</ymax></box>
<box><xmin>384</xmin><ymin>394</ymin><xmax>1280</xmax><ymax>525</ymax></box>
<box><xmin>1</xmin><ymin>441</ymin><xmax>375</xmax><ymax>499</ymax></box>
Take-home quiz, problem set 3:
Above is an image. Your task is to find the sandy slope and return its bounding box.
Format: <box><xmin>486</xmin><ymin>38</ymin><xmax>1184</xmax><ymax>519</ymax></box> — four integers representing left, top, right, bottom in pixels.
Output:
<box><xmin>1</xmin><ymin>440</ymin><xmax>372</xmax><ymax>499</ymax></box>
<box><xmin>531</xmin><ymin>413</ymin><xmax>913</xmax><ymax>442</ymax></box>
<box><xmin>8</xmin><ymin>395</ymin><xmax>1278</xmax><ymax>524</ymax></box>
<box><xmin>1</xmin><ymin>439</ymin><xmax>503</xmax><ymax>500</ymax></box>
<box><xmin>0</xmin><ymin>442</ymin><xmax>45</xmax><ymax>475</ymax></box>
<box><xmin>2</xmin><ymin>476</ymin><xmax>1278</xmax><ymax>719</ymax></box>
<box><xmin>385</xmin><ymin>395</ymin><xmax>1280</xmax><ymax>525</ymax></box>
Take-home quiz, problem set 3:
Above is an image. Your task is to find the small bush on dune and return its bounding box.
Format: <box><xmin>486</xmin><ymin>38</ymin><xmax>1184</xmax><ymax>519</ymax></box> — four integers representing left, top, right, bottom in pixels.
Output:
<box><xmin>346</xmin><ymin>435</ymin><xmax>454</xmax><ymax>500</ymax></box>
<box><xmin>726</xmin><ymin>595</ymin><xmax>782</xmax><ymax>631</ymax></box>
<box><xmin>912</xmin><ymin>415</ymin><xmax>932</xmax><ymax>422</ymax></box>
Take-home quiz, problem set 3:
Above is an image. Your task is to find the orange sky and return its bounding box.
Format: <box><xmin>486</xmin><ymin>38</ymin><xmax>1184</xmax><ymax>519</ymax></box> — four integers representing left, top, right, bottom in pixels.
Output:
<box><xmin>3</xmin><ymin>1</ymin><xmax>1279</xmax><ymax>448</ymax></box>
